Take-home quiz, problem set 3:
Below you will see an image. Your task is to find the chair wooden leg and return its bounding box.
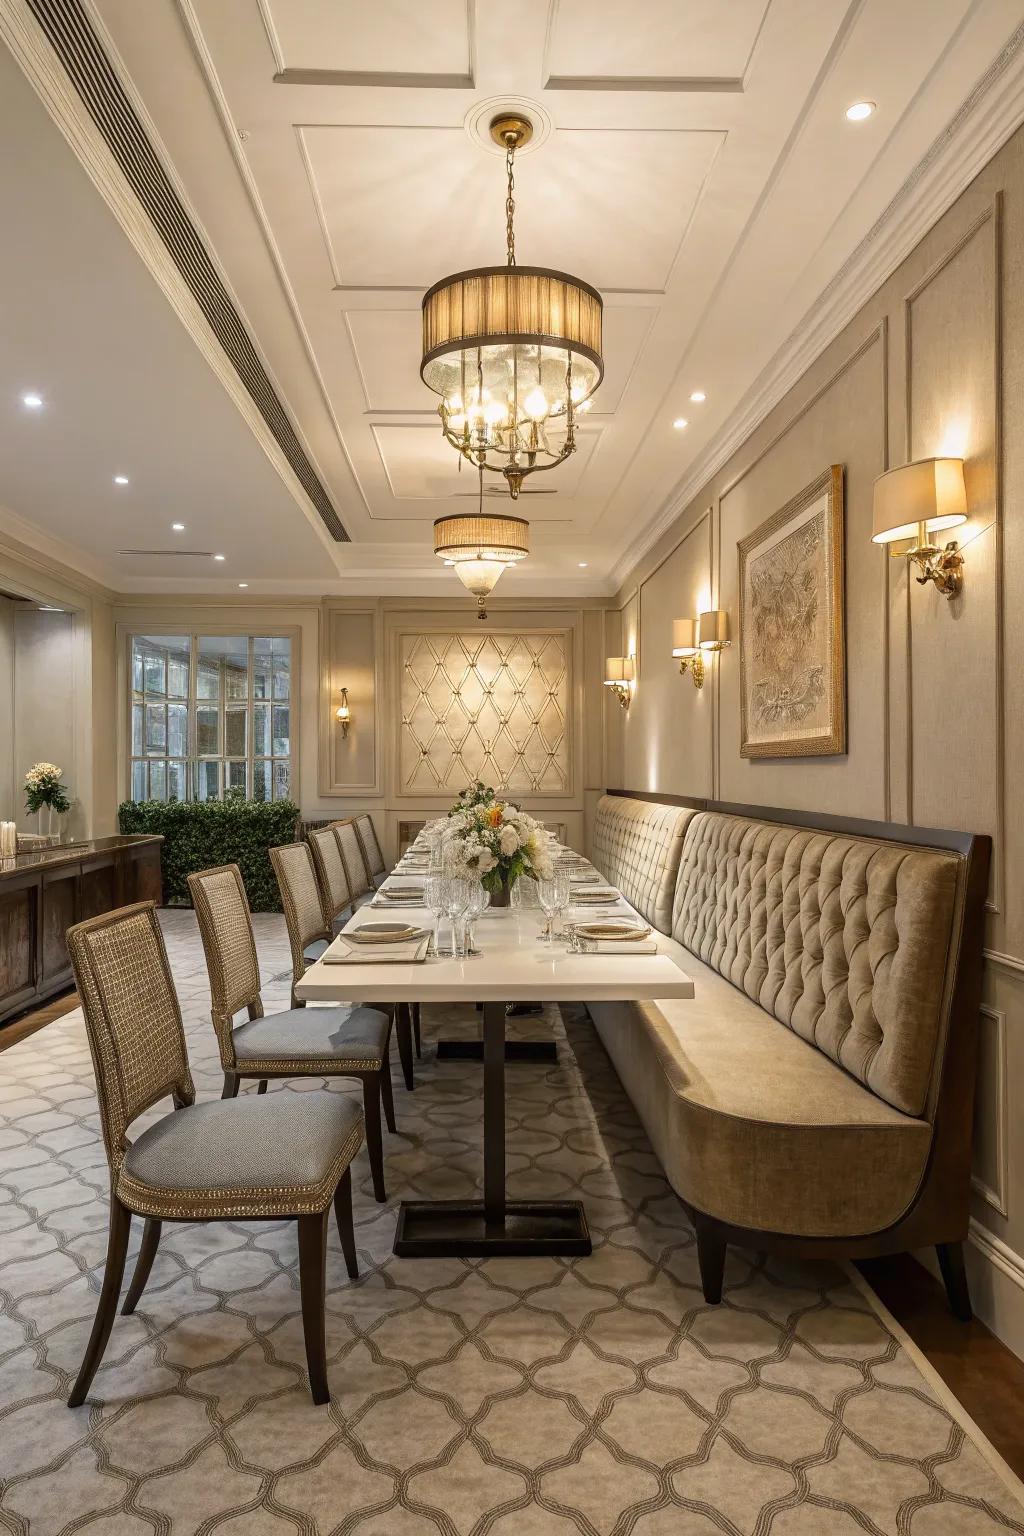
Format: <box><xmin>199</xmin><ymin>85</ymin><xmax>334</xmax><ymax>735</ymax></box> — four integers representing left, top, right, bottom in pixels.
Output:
<box><xmin>221</xmin><ymin>1073</ymin><xmax>239</xmax><ymax>1099</ymax></box>
<box><xmin>395</xmin><ymin>1003</ymin><xmax>414</xmax><ymax>1092</ymax></box>
<box><xmin>122</xmin><ymin>1217</ymin><xmax>161</xmax><ymax>1316</ymax></box>
<box><xmin>297</xmin><ymin>1212</ymin><xmax>330</xmax><ymax>1406</ymax></box>
<box><xmin>69</xmin><ymin>1197</ymin><xmax>132</xmax><ymax>1407</ymax></box>
<box><xmin>257</xmin><ymin>1080</ymin><xmax>268</xmax><ymax>1095</ymax></box>
<box><xmin>412</xmin><ymin>1002</ymin><xmax>422</xmax><ymax>1059</ymax></box>
<box><xmin>693</xmin><ymin>1212</ymin><xmax>726</xmax><ymax>1305</ymax></box>
<box><xmin>380</xmin><ymin>1055</ymin><xmax>397</xmax><ymax>1135</ymax></box>
<box><xmin>333</xmin><ymin>1168</ymin><xmax>359</xmax><ymax>1280</ymax></box>
<box><xmin>937</xmin><ymin>1241</ymin><xmax>972</xmax><ymax>1322</ymax></box>
<box><xmin>362</xmin><ymin>1078</ymin><xmax>387</xmax><ymax>1203</ymax></box>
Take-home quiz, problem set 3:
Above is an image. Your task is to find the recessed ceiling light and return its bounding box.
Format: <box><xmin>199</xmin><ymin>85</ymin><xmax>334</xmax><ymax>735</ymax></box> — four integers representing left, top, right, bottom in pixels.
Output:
<box><xmin>238</xmin><ymin>582</ymin><xmax>248</xmax><ymax>589</ymax></box>
<box><xmin>21</xmin><ymin>393</ymin><xmax>43</xmax><ymax>409</ymax></box>
<box><xmin>113</xmin><ymin>474</ymin><xmax>129</xmax><ymax>486</ymax></box>
<box><xmin>689</xmin><ymin>390</ymin><xmax>706</xmax><ymax>403</ymax></box>
<box><xmin>846</xmin><ymin>101</ymin><xmax>875</xmax><ymax>122</ymax></box>
<box><xmin>673</xmin><ymin>417</ymin><xmax>688</xmax><ymax>430</ymax></box>
<box><xmin>213</xmin><ymin>553</ymin><xmax>226</xmax><ymax>561</ymax></box>
<box><xmin>171</xmin><ymin>522</ymin><xmax>185</xmax><ymax>531</ymax></box>
<box><xmin>578</xmin><ymin>561</ymin><xmax>588</xmax><ymax>568</ymax></box>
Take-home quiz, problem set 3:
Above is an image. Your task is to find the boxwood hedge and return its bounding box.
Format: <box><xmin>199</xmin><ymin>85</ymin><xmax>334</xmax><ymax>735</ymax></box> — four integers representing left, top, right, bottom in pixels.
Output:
<box><xmin>118</xmin><ymin>798</ymin><xmax>300</xmax><ymax>911</ymax></box>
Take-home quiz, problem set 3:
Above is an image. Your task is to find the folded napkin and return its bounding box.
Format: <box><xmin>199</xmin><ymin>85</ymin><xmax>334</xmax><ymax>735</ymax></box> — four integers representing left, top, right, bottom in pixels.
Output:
<box><xmin>571</xmin><ymin>889</ymin><xmax>621</xmax><ymax>903</ymax></box>
<box><xmin>380</xmin><ymin>885</ymin><xmax>426</xmax><ymax>899</ymax></box>
<box><xmin>569</xmin><ymin>873</ymin><xmax>601</xmax><ymax>884</ymax></box>
<box><xmin>371</xmin><ymin>897</ymin><xmax>426</xmax><ymax>909</ymax></box>
<box><xmin>323</xmin><ymin>935</ymin><xmax>430</xmax><ymax>964</ymax></box>
<box><xmin>578</xmin><ymin>939</ymin><xmax>658</xmax><ymax>955</ymax></box>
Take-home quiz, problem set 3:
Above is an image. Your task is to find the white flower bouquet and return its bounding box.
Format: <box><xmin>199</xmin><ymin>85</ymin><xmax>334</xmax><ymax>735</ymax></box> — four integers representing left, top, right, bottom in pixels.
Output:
<box><xmin>24</xmin><ymin>761</ymin><xmax>71</xmax><ymax>815</ymax></box>
<box><xmin>441</xmin><ymin>799</ymin><xmax>554</xmax><ymax>902</ymax></box>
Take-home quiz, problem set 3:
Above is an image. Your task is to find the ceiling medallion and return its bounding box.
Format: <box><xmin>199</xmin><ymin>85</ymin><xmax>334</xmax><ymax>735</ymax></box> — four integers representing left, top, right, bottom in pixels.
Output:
<box><xmin>433</xmin><ymin>466</ymin><xmax>529</xmax><ymax>621</ymax></box>
<box><xmin>421</xmin><ymin>112</ymin><xmax>604</xmax><ymax>504</ymax></box>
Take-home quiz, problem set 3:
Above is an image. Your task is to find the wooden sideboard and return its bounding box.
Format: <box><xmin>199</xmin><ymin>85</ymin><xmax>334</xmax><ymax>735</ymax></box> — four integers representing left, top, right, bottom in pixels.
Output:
<box><xmin>0</xmin><ymin>835</ymin><xmax>163</xmax><ymax>1028</ymax></box>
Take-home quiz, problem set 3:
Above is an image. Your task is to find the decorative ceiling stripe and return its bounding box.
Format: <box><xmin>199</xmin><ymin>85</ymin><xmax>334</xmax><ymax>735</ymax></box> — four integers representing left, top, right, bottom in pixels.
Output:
<box><xmin>24</xmin><ymin>0</ymin><xmax>350</xmax><ymax>543</ymax></box>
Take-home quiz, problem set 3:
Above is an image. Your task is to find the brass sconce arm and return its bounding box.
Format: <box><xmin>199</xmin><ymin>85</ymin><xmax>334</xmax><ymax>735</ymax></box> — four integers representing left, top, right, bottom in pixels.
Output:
<box><xmin>677</xmin><ymin>652</ymin><xmax>705</xmax><ymax>689</ymax></box>
<box><xmin>604</xmin><ymin>656</ymin><xmax>634</xmax><ymax>710</ymax></box>
<box><xmin>904</xmin><ymin>538</ymin><xmax>965</xmax><ymax>598</ymax></box>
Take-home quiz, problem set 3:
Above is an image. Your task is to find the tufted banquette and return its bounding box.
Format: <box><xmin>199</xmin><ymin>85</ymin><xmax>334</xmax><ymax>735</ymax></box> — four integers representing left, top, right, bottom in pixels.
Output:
<box><xmin>586</xmin><ymin>792</ymin><xmax>990</xmax><ymax>1316</ymax></box>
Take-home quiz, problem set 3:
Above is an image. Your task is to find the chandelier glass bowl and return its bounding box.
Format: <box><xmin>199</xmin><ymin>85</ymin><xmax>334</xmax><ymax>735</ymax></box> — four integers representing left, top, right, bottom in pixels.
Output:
<box><xmin>420</xmin><ymin>115</ymin><xmax>604</xmax><ymax>499</ymax></box>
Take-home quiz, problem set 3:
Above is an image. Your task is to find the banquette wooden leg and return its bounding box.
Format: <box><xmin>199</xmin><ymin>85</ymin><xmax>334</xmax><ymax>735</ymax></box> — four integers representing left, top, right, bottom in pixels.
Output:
<box><xmin>693</xmin><ymin>1212</ymin><xmax>727</xmax><ymax>1305</ymax></box>
<box><xmin>936</xmin><ymin>1241</ymin><xmax>972</xmax><ymax>1322</ymax></box>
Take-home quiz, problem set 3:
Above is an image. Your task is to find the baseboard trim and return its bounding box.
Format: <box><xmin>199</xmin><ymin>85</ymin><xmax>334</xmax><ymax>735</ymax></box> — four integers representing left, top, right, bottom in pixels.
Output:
<box><xmin>917</xmin><ymin>1218</ymin><xmax>1024</xmax><ymax>1362</ymax></box>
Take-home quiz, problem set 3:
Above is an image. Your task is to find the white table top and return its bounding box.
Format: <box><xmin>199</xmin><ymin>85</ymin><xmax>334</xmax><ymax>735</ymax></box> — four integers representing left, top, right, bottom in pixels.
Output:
<box><xmin>295</xmin><ymin>858</ymin><xmax>694</xmax><ymax>1006</ymax></box>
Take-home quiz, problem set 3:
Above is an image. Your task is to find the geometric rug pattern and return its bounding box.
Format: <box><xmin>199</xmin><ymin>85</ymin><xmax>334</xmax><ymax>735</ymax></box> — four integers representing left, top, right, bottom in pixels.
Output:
<box><xmin>1</xmin><ymin>910</ymin><xmax>1023</xmax><ymax>1535</ymax></box>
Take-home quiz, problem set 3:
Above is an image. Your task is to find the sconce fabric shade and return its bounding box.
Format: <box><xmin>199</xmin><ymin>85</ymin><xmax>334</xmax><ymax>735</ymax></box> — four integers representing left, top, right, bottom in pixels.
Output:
<box><xmin>671</xmin><ymin>619</ymin><xmax>698</xmax><ymax>657</ymax></box>
<box><xmin>698</xmin><ymin>611</ymin><xmax>730</xmax><ymax>650</ymax></box>
<box><xmin>604</xmin><ymin>656</ymin><xmax>635</xmax><ymax>684</ymax></box>
<box><xmin>872</xmin><ymin>457</ymin><xmax>967</xmax><ymax>544</ymax></box>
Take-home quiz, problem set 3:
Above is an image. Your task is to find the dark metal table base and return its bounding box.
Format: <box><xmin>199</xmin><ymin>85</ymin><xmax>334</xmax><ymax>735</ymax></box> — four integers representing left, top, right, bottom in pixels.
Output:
<box><xmin>395</xmin><ymin>999</ymin><xmax>592</xmax><ymax>1259</ymax></box>
<box><xmin>394</xmin><ymin>1198</ymin><xmax>590</xmax><ymax>1257</ymax></box>
<box><xmin>435</xmin><ymin>1039</ymin><xmax>558</xmax><ymax>1064</ymax></box>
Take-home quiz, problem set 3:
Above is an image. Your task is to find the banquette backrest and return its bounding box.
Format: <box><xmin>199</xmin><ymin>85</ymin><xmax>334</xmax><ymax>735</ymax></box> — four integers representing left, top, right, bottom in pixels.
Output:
<box><xmin>591</xmin><ymin>793</ymin><xmax>697</xmax><ymax>930</ymax></box>
<box><xmin>670</xmin><ymin>811</ymin><xmax>966</xmax><ymax>1118</ymax></box>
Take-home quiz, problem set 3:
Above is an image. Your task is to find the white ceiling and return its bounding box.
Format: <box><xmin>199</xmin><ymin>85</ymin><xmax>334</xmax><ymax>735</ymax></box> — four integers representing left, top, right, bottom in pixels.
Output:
<box><xmin>2</xmin><ymin>0</ymin><xmax>1022</xmax><ymax>595</ymax></box>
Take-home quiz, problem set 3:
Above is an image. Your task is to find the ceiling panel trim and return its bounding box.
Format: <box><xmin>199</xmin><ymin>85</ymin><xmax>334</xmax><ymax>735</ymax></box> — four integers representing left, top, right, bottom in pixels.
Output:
<box><xmin>616</xmin><ymin>14</ymin><xmax>1024</xmax><ymax>590</ymax></box>
<box><xmin>20</xmin><ymin>0</ymin><xmax>350</xmax><ymax>544</ymax></box>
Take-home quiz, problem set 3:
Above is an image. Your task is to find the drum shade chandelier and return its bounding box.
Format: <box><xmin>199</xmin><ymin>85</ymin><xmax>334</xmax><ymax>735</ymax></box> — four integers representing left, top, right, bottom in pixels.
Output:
<box><xmin>433</xmin><ymin>465</ymin><xmax>529</xmax><ymax>620</ymax></box>
<box><xmin>421</xmin><ymin>113</ymin><xmax>604</xmax><ymax>502</ymax></box>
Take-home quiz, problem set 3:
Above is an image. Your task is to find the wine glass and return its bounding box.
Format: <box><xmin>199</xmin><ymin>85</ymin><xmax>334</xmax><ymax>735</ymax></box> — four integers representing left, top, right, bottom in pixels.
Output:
<box><xmin>550</xmin><ymin>870</ymin><xmax>572</xmax><ymax>942</ymax></box>
<box><xmin>444</xmin><ymin>875</ymin><xmax>474</xmax><ymax>959</ymax></box>
<box><xmin>537</xmin><ymin>875</ymin><xmax>561</xmax><ymax>943</ymax></box>
<box><xmin>425</xmin><ymin>873</ymin><xmax>447</xmax><ymax>957</ymax></box>
<box><xmin>463</xmin><ymin>880</ymin><xmax>490</xmax><ymax>954</ymax></box>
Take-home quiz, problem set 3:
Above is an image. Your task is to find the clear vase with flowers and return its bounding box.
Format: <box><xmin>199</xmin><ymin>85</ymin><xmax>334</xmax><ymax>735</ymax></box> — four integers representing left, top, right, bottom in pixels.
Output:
<box><xmin>24</xmin><ymin>762</ymin><xmax>71</xmax><ymax>843</ymax></box>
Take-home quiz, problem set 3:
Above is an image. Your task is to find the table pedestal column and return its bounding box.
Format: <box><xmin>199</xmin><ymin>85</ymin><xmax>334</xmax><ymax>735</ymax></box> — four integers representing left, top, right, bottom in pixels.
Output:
<box><xmin>393</xmin><ymin>1000</ymin><xmax>592</xmax><ymax>1258</ymax></box>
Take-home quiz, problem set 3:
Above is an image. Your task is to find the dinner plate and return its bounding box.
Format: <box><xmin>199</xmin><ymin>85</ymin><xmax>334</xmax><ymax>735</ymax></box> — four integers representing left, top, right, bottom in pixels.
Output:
<box><xmin>344</xmin><ymin>923</ymin><xmax>426</xmax><ymax>944</ymax></box>
<box><xmin>575</xmin><ymin>920</ymin><xmax>651</xmax><ymax>940</ymax></box>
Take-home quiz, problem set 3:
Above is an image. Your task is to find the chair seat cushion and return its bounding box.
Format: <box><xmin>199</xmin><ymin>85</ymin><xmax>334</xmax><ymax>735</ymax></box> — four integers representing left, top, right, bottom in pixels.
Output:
<box><xmin>588</xmin><ymin>949</ymin><xmax>932</xmax><ymax>1238</ymax></box>
<box><xmin>119</xmin><ymin>1089</ymin><xmax>363</xmax><ymax>1219</ymax></box>
<box><xmin>232</xmin><ymin>1005</ymin><xmax>389</xmax><ymax>1071</ymax></box>
<box><xmin>303</xmin><ymin>939</ymin><xmax>329</xmax><ymax>962</ymax></box>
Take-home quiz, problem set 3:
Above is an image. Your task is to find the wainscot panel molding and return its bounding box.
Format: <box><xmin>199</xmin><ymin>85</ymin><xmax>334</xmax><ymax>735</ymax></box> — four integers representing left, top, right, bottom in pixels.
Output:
<box><xmin>603</xmin><ymin>124</ymin><xmax>1024</xmax><ymax>1361</ymax></box>
<box><xmin>318</xmin><ymin>602</ymin><xmax>382</xmax><ymax>797</ymax></box>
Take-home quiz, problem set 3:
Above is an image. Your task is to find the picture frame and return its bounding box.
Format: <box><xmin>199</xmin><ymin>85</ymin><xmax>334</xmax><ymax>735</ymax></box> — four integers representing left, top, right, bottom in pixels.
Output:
<box><xmin>738</xmin><ymin>464</ymin><xmax>846</xmax><ymax>759</ymax></box>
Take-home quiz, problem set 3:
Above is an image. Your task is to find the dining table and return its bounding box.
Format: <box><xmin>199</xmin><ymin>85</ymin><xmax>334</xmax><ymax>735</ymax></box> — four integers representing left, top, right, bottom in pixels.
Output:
<box><xmin>295</xmin><ymin>844</ymin><xmax>694</xmax><ymax>1260</ymax></box>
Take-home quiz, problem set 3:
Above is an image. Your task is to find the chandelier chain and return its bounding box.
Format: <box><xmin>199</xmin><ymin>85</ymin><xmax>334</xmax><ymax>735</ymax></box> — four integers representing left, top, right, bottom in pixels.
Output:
<box><xmin>505</xmin><ymin>138</ymin><xmax>516</xmax><ymax>267</ymax></box>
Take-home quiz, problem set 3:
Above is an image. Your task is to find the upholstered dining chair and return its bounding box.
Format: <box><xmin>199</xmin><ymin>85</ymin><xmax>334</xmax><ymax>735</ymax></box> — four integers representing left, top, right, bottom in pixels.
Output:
<box><xmin>270</xmin><ymin>841</ymin><xmax>398</xmax><ymax>1151</ymax></box>
<box><xmin>187</xmin><ymin>863</ymin><xmax>392</xmax><ymax>1201</ymax></box>
<box><xmin>307</xmin><ymin>824</ymin><xmax>354</xmax><ymax>937</ymax></box>
<box><xmin>335</xmin><ymin>818</ymin><xmax>373</xmax><ymax>904</ymax></box>
<box><xmin>65</xmin><ymin>902</ymin><xmax>361</xmax><ymax>1408</ymax></box>
<box><xmin>354</xmin><ymin>813</ymin><xmax>388</xmax><ymax>887</ymax></box>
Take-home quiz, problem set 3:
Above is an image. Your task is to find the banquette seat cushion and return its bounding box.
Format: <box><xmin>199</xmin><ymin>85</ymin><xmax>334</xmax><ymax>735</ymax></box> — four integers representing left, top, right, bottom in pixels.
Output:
<box><xmin>588</xmin><ymin>805</ymin><xmax>965</xmax><ymax>1241</ymax></box>
<box><xmin>591</xmin><ymin>793</ymin><xmax>696</xmax><ymax>930</ymax></box>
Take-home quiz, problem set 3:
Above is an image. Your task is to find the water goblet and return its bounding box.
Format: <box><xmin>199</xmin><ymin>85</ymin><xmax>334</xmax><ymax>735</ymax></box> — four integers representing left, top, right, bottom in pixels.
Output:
<box><xmin>444</xmin><ymin>875</ymin><xmax>474</xmax><ymax>959</ymax></box>
<box><xmin>464</xmin><ymin>881</ymin><xmax>490</xmax><ymax>954</ymax></box>
<box><xmin>537</xmin><ymin>876</ymin><xmax>560</xmax><ymax>943</ymax></box>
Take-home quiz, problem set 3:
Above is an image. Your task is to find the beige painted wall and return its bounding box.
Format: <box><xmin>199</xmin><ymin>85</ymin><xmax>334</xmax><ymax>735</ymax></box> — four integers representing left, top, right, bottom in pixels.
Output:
<box><xmin>0</xmin><ymin>595</ymin><xmax>15</xmax><ymax>821</ymax></box>
<box><xmin>610</xmin><ymin>124</ymin><xmax>1024</xmax><ymax>1355</ymax></box>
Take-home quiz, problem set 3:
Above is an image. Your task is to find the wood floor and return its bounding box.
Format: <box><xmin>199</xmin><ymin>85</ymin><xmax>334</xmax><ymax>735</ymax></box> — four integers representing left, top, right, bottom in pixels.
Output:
<box><xmin>4</xmin><ymin>995</ymin><xmax>1023</xmax><ymax>1480</ymax></box>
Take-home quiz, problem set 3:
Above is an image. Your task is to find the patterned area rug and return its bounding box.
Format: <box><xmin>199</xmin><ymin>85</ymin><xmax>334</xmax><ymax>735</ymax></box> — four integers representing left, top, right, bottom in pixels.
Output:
<box><xmin>1</xmin><ymin>910</ymin><xmax>1022</xmax><ymax>1535</ymax></box>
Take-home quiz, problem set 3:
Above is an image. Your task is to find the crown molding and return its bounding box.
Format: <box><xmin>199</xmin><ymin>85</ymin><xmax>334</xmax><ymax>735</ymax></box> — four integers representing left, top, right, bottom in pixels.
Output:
<box><xmin>618</xmin><ymin>19</ymin><xmax>1024</xmax><ymax>589</ymax></box>
<box><xmin>0</xmin><ymin>503</ymin><xmax>115</xmax><ymax>603</ymax></box>
<box><xmin>0</xmin><ymin>0</ymin><xmax>346</xmax><ymax>562</ymax></box>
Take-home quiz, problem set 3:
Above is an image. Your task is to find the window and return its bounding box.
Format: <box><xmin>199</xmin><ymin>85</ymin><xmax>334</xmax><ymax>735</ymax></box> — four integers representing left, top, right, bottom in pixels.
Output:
<box><xmin>129</xmin><ymin>633</ymin><xmax>292</xmax><ymax>802</ymax></box>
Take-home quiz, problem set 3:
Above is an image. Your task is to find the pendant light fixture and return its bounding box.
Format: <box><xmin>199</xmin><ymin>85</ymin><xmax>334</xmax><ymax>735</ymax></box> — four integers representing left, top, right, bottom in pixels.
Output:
<box><xmin>420</xmin><ymin>114</ymin><xmax>604</xmax><ymax>500</ymax></box>
<box><xmin>433</xmin><ymin>464</ymin><xmax>529</xmax><ymax>620</ymax></box>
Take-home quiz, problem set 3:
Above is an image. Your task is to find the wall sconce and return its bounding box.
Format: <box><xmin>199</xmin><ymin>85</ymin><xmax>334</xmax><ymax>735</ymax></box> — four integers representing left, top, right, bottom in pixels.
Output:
<box><xmin>698</xmin><ymin>609</ymin><xmax>731</xmax><ymax>655</ymax></box>
<box><xmin>604</xmin><ymin>656</ymin><xmax>635</xmax><ymax>710</ymax></box>
<box><xmin>671</xmin><ymin>618</ymin><xmax>704</xmax><ymax>689</ymax></box>
<box><xmin>335</xmin><ymin>687</ymin><xmax>352</xmax><ymax>738</ymax></box>
<box><xmin>872</xmin><ymin>457</ymin><xmax>967</xmax><ymax>599</ymax></box>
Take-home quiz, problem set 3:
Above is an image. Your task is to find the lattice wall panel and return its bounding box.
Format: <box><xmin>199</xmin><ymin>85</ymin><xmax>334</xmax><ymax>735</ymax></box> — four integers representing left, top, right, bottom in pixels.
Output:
<box><xmin>399</xmin><ymin>632</ymin><xmax>570</xmax><ymax>794</ymax></box>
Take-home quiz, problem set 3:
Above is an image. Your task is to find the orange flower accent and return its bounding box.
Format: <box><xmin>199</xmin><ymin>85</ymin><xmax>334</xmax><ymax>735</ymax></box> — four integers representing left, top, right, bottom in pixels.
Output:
<box><xmin>487</xmin><ymin>804</ymin><xmax>504</xmax><ymax>827</ymax></box>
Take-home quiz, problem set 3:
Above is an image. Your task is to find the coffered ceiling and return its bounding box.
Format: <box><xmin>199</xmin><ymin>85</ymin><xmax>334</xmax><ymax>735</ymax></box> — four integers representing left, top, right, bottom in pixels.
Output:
<box><xmin>1</xmin><ymin>0</ymin><xmax>1022</xmax><ymax>594</ymax></box>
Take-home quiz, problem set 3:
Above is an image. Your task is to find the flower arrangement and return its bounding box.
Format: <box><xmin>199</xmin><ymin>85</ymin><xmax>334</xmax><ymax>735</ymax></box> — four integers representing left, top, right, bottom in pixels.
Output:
<box><xmin>449</xmin><ymin>780</ymin><xmax>499</xmax><ymax>815</ymax></box>
<box><xmin>24</xmin><ymin>762</ymin><xmax>71</xmax><ymax>815</ymax></box>
<box><xmin>442</xmin><ymin>798</ymin><xmax>554</xmax><ymax>900</ymax></box>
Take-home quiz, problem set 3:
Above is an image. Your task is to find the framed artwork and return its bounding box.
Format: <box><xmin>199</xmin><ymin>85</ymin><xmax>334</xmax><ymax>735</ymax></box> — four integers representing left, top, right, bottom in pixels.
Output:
<box><xmin>738</xmin><ymin>464</ymin><xmax>846</xmax><ymax>759</ymax></box>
